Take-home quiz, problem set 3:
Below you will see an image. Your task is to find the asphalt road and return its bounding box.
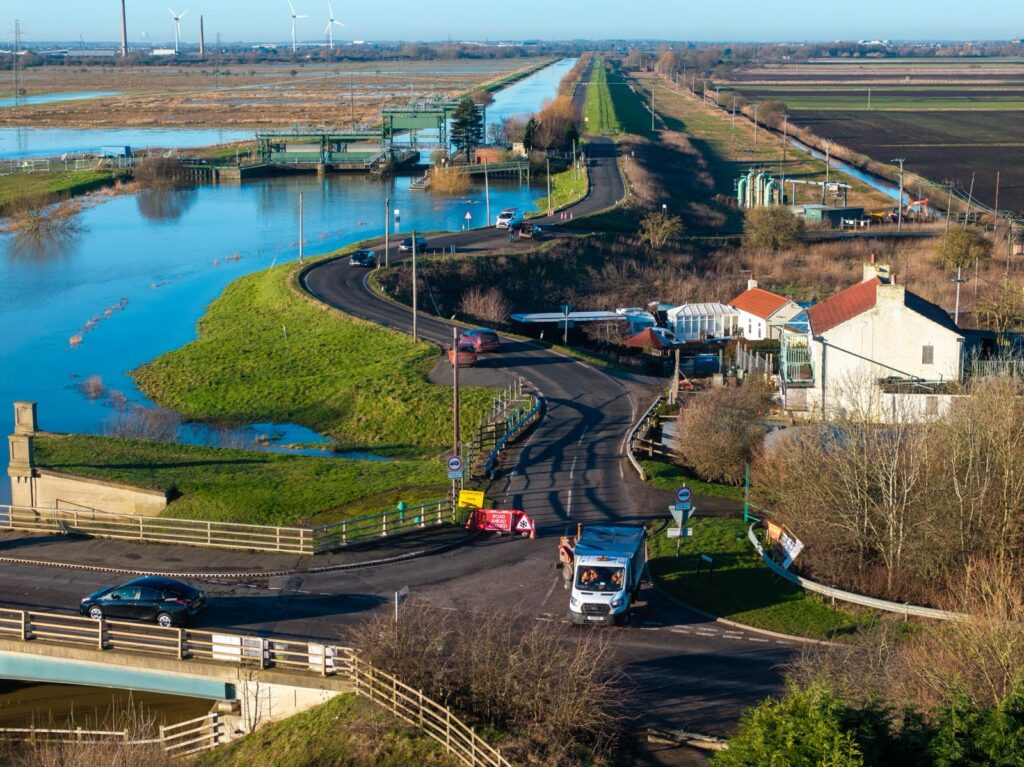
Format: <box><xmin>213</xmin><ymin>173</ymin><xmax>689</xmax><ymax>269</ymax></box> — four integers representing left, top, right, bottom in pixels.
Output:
<box><xmin>0</xmin><ymin>85</ymin><xmax>791</xmax><ymax>762</ymax></box>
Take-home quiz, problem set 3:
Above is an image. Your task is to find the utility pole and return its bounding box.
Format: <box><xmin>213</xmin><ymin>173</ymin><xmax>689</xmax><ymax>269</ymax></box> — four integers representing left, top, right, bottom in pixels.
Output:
<box><xmin>963</xmin><ymin>172</ymin><xmax>975</xmax><ymax>229</ymax></box>
<box><xmin>867</xmin><ymin>87</ymin><xmax>871</xmax><ymax>109</ymax></box>
<box><xmin>781</xmin><ymin>114</ymin><xmax>790</xmax><ymax>202</ymax></box>
<box><xmin>298</xmin><ymin>192</ymin><xmax>304</xmax><ymax>263</ymax></box>
<box><xmin>572</xmin><ymin>139</ymin><xmax>577</xmax><ymax>181</ymax></box>
<box><xmin>954</xmin><ymin>264</ymin><xmax>964</xmax><ymax>326</ymax></box>
<box><xmin>12</xmin><ymin>20</ymin><xmax>21</xmax><ymax>107</ymax></box>
<box><xmin>752</xmin><ymin>103</ymin><xmax>759</xmax><ymax>147</ymax></box>
<box><xmin>945</xmin><ymin>183</ymin><xmax>954</xmax><ymax>233</ymax></box>
<box><xmin>651</xmin><ymin>86</ymin><xmax>655</xmax><ymax>132</ymax></box>
<box><xmin>546</xmin><ymin>156</ymin><xmax>552</xmax><ymax>216</ymax></box>
<box><xmin>384</xmin><ymin>195</ymin><xmax>390</xmax><ymax>268</ymax></box>
<box><xmin>411</xmin><ymin>230</ymin><xmax>418</xmax><ymax>342</ymax></box>
<box><xmin>823</xmin><ymin>139</ymin><xmax>832</xmax><ymax>204</ymax></box>
<box><xmin>484</xmin><ymin>161</ymin><xmax>491</xmax><ymax>227</ymax></box>
<box><xmin>891</xmin><ymin>158</ymin><xmax>906</xmax><ymax>231</ymax></box>
<box><xmin>731</xmin><ymin>96</ymin><xmax>737</xmax><ymax>142</ymax></box>
<box><xmin>451</xmin><ymin>326</ymin><xmax>460</xmax><ymax>479</ymax></box>
<box><xmin>199</xmin><ymin>15</ymin><xmax>205</xmax><ymax>58</ymax></box>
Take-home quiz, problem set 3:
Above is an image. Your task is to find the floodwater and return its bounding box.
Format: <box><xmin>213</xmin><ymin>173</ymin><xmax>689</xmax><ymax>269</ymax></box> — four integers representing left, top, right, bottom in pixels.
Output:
<box><xmin>0</xmin><ymin>90</ymin><xmax>123</xmax><ymax>109</ymax></box>
<box><xmin>0</xmin><ymin>127</ymin><xmax>252</xmax><ymax>159</ymax></box>
<box><xmin>0</xmin><ymin>59</ymin><xmax>576</xmax><ymax>503</ymax></box>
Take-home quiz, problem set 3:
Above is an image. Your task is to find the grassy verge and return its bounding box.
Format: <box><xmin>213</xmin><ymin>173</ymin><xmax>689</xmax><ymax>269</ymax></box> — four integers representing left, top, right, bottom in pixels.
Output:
<box><xmin>0</xmin><ymin>170</ymin><xmax>120</xmax><ymax>215</ymax></box>
<box><xmin>649</xmin><ymin>517</ymin><xmax>871</xmax><ymax>640</ymax></box>
<box><xmin>33</xmin><ymin>434</ymin><xmax>446</xmax><ymax>526</ymax></box>
<box><xmin>132</xmin><ymin>256</ymin><xmax>493</xmax><ymax>458</ymax></box>
<box><xmin>639</xmin><ymin>458</ymin><xmax>745</xmax><ymax>502</ymax></box>
<box><xmin>583</xmin><ymin>58</ymin><xmax>620</xmax><ymax>134</ymax></box>
<box><xmin>195</xmin><ymin>694</ymin><xmax>460</xmax><ymax>767</ymax></box>
<box><xmin>532</xmin><ymin>163</ymin><xmax>588</xmax><ymax>214</ymax></box>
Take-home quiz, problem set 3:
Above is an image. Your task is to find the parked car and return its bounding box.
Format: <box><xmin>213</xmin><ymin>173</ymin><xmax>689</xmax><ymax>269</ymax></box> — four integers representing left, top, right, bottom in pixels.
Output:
<box><xmin>348</xmin><ymin>248</ymin><xmax>376</xmax><ymax>267</ymax></box>
<box><xmin>518</xmin><ymin>222</ymin><xmax>543</xmax><ymax>240</ymax></box>
<box><xmin>459</xmin><ymin>328</ymin><xmax>501</xmax><ymax>353</ymax></box>
<box><xmin>649</xmin><ymin>327</ymin><xmax>680</xmax><ymax>346</ymax></box>
<box><xmin>80</xmin><ymin>576</ymin><xmax>206</xmax><ymax>628</ymax></box>
<box><xmin>496</xmin><ymin>208</ymin><xmax>523</xmax><ymax>229</ymax></box>
<box><xmin>398</xmin><ymin>236</ymin><xmax>428</xmax><ymax>252</ymax></box>
<box><xmin>448</xmin><ymin>342</ymin><xmax>478</xmax><ymax>367</ymax></box>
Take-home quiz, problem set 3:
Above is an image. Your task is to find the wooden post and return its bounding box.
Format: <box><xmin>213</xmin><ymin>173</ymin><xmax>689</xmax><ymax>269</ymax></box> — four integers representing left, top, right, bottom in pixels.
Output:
<box><xmin>97</xmin><ymin>618</ymin><xmax>106</xmax><ymax>650</ymax></box>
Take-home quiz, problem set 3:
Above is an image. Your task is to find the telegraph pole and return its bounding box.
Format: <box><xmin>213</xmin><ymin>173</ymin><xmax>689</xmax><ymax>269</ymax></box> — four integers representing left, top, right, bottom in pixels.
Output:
<box><xmin>120</xmin><ymin>2</ymin><xmax>128</xmax><ymax>58</ymax></box>
<box><xmin>651</xmin><ymin>86</ymin><xmax>655</xmax><ymax>132</ymax></box>
<box><xmin>12</xmin><ymin>20</ymin><xmax>21</xmax><ymax>107</ymax></box>
<box><xmin>297</xmin><ymin>192</ymin><xmax>304</xmax><ymax>263</ymax></box>
<box><xmin>411</xmin><ymin>230</ymin><xmax>418</xmax><ymax>342</ymax></box>
<box><xmin>384</xmin><ymin>195</ymin><xmax>390</xmax><ymax>268</ymax></box>
<box><xmin>731</xmin><ymin>96</ymin><xmax>737</xmax><ymax>142</ymax></box>
<box><xmin>484</xmin><ymin>161</ymin><xmax>491</xmax><ymax>227</ymax></box>
<box><xmin>891</xmin><ymin>158</ymin><xmax>906</xmax><ymax>231</ymax></box>
<box><xmin>451</xmin><ymin>326</ymin><xmax>460</xmax><ymax>472</ymax></box>
<box><xmin>546</xmin><ymin>156</ymin><xmax>552</xmax><ymax>216</ymax></box>
<box><xmin>781</xmin><ymin>114</ymin><xmax>790</xmax><ymax>202</ymax></box>
<box><xmin>752</xmin><ymin>103</ymin><xmax>759</xmax><ymax>147</ymax></box>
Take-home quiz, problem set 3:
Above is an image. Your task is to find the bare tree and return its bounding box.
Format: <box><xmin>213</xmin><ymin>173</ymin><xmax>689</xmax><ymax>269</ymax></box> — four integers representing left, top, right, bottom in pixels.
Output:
<box><xmin>458</xmin><ymin>286</ymin><xmax>511</xmax><ymax>325</ymax></box>
<box><xmin>638</xmin><ymin>211</ymin><xmax>684</xmax><ymax>248</ymax></box>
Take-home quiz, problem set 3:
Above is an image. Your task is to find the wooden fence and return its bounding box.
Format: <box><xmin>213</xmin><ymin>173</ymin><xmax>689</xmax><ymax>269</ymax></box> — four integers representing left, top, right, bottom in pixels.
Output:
<box><xmin>0</xmin><ymin>607</ymin><xmax>511</xmax><ymax>766</ymax></box>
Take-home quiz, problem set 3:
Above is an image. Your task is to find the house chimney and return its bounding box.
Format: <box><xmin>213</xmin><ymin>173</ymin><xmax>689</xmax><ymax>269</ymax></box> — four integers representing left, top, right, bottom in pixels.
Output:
<box><xmin>876</xmin><ymin>283</ymin><xmax>906</xmax><ymax>305</ymax></box>
<box><xmin>747</xmin><ymin>278</ymin><xmax>758</xmax><ymax>290</ymax></box>
<box><xmin>862</xmin><ymin>261</ymin><xmax>892</xmax><ymax>284</ymax></box>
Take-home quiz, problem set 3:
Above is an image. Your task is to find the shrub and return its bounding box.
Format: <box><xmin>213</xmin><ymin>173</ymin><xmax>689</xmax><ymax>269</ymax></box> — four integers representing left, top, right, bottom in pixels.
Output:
<box><xmin>743</xmin><ymin>206</ymin><xmax>804</xmax><ymax>251</ymax></box>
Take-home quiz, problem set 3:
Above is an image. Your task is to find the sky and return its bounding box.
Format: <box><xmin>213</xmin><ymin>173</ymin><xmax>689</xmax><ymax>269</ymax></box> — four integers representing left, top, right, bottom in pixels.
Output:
<box><xmin>5</xmin><ymin>0</ymin><xmax>1022</xmax><ymax>46</ymax></box>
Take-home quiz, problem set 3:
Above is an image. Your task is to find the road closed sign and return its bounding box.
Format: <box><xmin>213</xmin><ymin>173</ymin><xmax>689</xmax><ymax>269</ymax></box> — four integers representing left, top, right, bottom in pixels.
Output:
<box><xmin>447</xmin><ymin>456</ymin><xmax>463</xmax><ymax>472</ymax></box>
<box><xmin>458</xmin><ymin>489</ymin><xmax>485</xmax><ymax>508</ymax></box>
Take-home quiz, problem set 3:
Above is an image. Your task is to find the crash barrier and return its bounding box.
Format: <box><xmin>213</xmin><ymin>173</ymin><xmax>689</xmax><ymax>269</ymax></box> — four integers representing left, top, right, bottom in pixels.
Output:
<box><xmin>0</xmin><ymin>607</ymin><xmax>511</xmax><ymax>767</ymax></box>
<box><xmin>0</xmin><ymin>500</ymin><xmax>454</xmax><ymax>556</ymax></box>
<box><xmin>626</xmin><ymin>395</ymin><xmax>665</xmax><ymax>481</ymax></box>
<box><xmin>0</xmin><ymin>713</ymin><xmax>222</xmax><ymax>757</ymax></box>
<box><xmin>746</xmin><ymin>523</ymin><xmax>966</xmax><ymax>621</ymax></box>
<box><xmin>481</xmin><ymin>394</ymin><xmax>544</xmax><ymax>479</ymax></box>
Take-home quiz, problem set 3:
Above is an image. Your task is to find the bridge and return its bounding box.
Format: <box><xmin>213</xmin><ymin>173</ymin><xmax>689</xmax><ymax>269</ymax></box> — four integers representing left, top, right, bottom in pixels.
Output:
<box><xmin>0</xmin><ymin>606</ymin><xmax>508</xmax><ymax>766</ymax></box>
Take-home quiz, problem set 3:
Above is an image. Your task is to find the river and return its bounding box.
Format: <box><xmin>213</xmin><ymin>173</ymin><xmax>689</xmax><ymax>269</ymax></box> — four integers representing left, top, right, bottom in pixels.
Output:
<box><xmin>0</xmin><ymin>58</ymin><xmax>577</xmax><ymax>505</ymax></box>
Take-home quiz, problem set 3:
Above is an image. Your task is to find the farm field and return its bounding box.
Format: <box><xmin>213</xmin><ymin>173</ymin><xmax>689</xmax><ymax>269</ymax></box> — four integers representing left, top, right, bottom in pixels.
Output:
<box><xmin>720</xmin><ymin>58</ymin><xmax>1024</xmax><ymax>212</ymax></box>
<box><xmin>0</xmin><ymin>58</ymin><xmax>548</xmax><ymax>128</ymax></box>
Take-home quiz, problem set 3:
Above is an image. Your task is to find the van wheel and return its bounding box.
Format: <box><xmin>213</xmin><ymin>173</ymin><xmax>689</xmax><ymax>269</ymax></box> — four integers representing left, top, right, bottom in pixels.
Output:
<box><xmin>562</xmin><ymin>563</ymin><xmax>573</xmax><ymax>582</ymax></box>
<box><xmin>88</xmin><ymin>606</ymin><xmax>103</xmax><ymax>621</ymax></box>
<box><xmin>156</xmin><ymin>613</ymin><xmax>174</xmax><ymax>628</ymax></box>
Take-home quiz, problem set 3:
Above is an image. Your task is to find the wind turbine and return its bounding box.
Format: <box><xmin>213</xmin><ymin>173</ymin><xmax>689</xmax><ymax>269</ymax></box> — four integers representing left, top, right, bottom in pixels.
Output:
<box><xmin>168</xmin><ymin>8</ymin><xmax>188</xmax><ymax>54</ymax></box>
<box><xmin>288</xmin><ymin>1</ymin><xmax>308</xmax><ymax>52</ymax></box>
<box><xmin>324</xmin><ymin>2</ymin><xmax>345</xmax><ymax>49</ymax></box>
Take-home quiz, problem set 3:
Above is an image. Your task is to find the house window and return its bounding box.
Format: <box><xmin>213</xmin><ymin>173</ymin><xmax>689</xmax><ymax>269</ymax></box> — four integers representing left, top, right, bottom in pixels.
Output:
<box><xmin>922</xmin><ymin>345</ymin><xmax>934</xmax><ymax>365</ymax></box>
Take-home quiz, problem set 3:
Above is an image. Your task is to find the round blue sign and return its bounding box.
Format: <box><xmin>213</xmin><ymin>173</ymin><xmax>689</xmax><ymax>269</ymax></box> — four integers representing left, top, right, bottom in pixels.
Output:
<box><xmin>447</xmin><ymin>455</ymin><xmax>463</xmax><ymax>472</ymax></box>
<box><xmin>676</xmin><ymin>486</ymin><xmax>691</xmax><ymax>503</ymax></box>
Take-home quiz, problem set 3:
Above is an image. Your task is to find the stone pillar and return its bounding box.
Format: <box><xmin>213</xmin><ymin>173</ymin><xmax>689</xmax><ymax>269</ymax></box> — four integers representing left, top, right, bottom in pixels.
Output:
<box><xmin>13</xmin><ymin>401</ymin><xmax>37</xmax><ymax>435</ymax></box>
<box><xmin>8</xmin><ymin>434</ymin><xmax>35</xmax><ymax>508</ymax></box>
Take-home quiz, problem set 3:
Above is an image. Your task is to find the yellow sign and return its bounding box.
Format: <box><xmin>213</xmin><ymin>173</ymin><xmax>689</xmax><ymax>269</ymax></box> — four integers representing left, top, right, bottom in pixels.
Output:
<box><xmin>458</xmin><ymin>489</ymin><xmax>485</xmax><ymax>508</ymax></box>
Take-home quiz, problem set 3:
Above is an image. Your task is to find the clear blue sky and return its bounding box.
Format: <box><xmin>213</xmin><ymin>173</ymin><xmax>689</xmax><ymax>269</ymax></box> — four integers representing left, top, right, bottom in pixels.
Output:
<box><xmin>6</xmin><ymin>1</ymin><xmax>1022</xmax><ymax>45</ymax></box>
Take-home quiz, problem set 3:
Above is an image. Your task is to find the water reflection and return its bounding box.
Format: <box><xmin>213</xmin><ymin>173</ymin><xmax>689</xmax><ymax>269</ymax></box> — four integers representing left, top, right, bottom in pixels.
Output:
<box><xmin>6</xmin><ymin>225</ymin><xmax>81</xmax><ymax>263</ymax></box>
<box><xmin>135</xmin><ymin>186</ymin><xmax>198</xmax><ymax>222</ymax></box>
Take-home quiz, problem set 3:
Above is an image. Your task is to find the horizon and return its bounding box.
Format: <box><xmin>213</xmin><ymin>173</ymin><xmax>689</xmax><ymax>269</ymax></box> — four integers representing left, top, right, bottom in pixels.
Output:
<box><xmin>4</xmin><ymin>1</ymin><xmax>1022</xmax><ymax>49</ymax></box>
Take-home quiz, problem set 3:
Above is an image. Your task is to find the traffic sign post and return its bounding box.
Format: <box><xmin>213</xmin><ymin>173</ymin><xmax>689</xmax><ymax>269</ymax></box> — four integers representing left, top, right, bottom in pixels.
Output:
<box><xmin>394</xmin><ymin>585</ymin><xmax>410</xmax><ymax>622</ymax></box>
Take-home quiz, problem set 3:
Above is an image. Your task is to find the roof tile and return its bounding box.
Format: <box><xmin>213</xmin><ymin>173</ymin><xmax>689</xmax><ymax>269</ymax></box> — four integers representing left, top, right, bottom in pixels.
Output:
<box><xmin>729</xmin><ymin>288</ymin><xmax>791</xmax><ymax>319</ymax></box>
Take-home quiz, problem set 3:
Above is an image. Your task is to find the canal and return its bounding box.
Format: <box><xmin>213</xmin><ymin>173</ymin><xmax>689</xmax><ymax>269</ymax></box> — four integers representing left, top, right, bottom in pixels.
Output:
<box><xmin>0</xmin><ymin>58</ymin><xmax>577</xmax><ymax>503</ymax></box>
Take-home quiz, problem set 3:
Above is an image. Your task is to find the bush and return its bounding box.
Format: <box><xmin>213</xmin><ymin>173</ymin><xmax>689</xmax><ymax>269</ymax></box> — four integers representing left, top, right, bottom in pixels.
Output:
<box><xmin>674</xmin><ymin>375</ymin><xmax>774</xmax><ymax>485</ymax></box>
<box><xmin>351</xmin><ymin>608</ymin><xmax>626</xmax><ymax>766</ymax></box>
<box><xmin>743</xmin><ymin>206</ymin><xmax>804</xmax><ymax>251</ymax></box>
<box><xmin>428</xmin><ymin>166</ymin><xmax>471</xmax><ymax>195</ymax></box>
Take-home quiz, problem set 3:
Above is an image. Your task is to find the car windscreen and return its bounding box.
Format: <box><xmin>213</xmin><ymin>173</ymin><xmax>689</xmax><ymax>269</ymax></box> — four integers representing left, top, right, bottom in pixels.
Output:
<box><xmin>575</xmin><ymin>566</ymin><xmax>625</xmax><ymax>592</ymax></box>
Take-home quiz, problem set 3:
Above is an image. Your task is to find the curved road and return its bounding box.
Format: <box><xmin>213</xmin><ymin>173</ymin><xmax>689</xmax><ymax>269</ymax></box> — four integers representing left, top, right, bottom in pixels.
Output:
<box><xmin>0</xmin><ymin>74</ymin><xmax>790</xmax><ymax>762</ymax></box>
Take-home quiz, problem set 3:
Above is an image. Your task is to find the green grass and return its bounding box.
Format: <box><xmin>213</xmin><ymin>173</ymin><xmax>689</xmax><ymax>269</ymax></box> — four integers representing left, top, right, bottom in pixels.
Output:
<box><xmin>532</xmin><ymin>163</ymin><xmax>588</xmax><ymax>214</ymax></box>
<box><xmin>639</xmin><ymin>459</ymin><xmax>745</xmax><ymax>502</ymax></box>
<box><xmin>584</xmin><ymin>58</ymin><xmax>620</xmax><ymax>134</ymax></box>
<box><xmin>649</xmin><ymin>517</ymin><xmax>869</xmax><ymax>640</ymax></box>
<box><xmin>0</xmin><ymin>170</ymin><xmax>118</xmax><ymax>214</ymax></box>
<box><xmin>132</xmin><ymin>257</ymin><xmax>493</xmax><ymax>458</ymax></box>
<box><xmin>195</xmin><ymin>694</ymin><xmax>461</xmax><ymax>767</ymax></box>
<box><xmin>33</xmin><ymin>434</ymin><xmax>447</xmax><ymax>526</ymax></box>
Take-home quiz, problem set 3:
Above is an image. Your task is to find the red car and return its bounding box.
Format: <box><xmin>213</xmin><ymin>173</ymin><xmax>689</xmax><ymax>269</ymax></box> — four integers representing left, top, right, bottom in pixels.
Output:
<box><xmin>448</xmin><ymin>342</ymin><xmax>478</xmax><ymax>367</ymax></box>
<box><xmin>459</xmin><ymin>328</ymin><xmax>501</xmax><ymax>353</ymax></box>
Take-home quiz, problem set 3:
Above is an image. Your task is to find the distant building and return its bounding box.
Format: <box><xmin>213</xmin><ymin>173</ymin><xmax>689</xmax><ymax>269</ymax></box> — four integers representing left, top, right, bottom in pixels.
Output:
<box><xmin>152</xmin><ymin>48</ymin><xmax>178</xmax><ymax>56</ymax></box>
<box><xmin>792</xmin><ymin>204</ymin><xmax>864</xmax><ymax>229</ymax></box>
<box><xmin>780</xmin><ymin>262</ymin><xmax>966</xmax><ymax>419</ymax></box>
<box><xmin>667</xmin><ymin>303</ymin><xmax>739</xmax><ymax>342</ymax></box>
<box><xmin>728</xmin><ymin>281</ymin><xmax>802</xmax><ymax>341</ymax></box>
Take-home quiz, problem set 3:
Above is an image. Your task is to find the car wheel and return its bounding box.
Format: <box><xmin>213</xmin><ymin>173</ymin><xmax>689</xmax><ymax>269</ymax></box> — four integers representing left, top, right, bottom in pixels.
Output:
<box><xmin>156</xmin><ymin>612</ymin><xmax>175</xmax><ymax>628</ymax></box>
<box><xmin>88</xmin><ymin>606</ymin><xmax>103</xmax><ymax>621</ymax></box>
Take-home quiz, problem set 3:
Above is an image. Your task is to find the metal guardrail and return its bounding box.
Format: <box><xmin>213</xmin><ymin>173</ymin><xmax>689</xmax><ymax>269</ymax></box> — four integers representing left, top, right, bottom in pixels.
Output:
<box><xmin>0</xmin><ymin>607</ymin><xmax>510</xmax><ymax>767</ymax></box>
<box><xmin>0</xmin><ymin>500</ymin><xmax>454</xmax><ymax>556</ymax></box>
<box><xmin>746</xmin><ymin>523</ymin><xmax>966</xmax><ymax>621</ymax></box>
<box><xmin>626</xmin><ymin>395</ymin><xmax>665</xmax><ymax>481</ymax></box>
<box><xmin>481</xmin><ymin>394</ymin><xmax>543</xmax><ymax>479</ymax></box>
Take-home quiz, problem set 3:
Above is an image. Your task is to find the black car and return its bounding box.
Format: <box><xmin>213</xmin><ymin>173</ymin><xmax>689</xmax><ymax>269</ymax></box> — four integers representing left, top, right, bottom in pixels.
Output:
<box><xmin>80</xmin><ymin>576</ymin><xmax>206</xmax><ymax>628</ymax></box>
<box><xmin>348</xmin><ymin>248</ymin><xmax>376</xmax><ymax>267</ymax></box>
<box><xmin>398</xmin><ymin>235</ymin><xmax>428</xmax><ymax>253</ymax></box>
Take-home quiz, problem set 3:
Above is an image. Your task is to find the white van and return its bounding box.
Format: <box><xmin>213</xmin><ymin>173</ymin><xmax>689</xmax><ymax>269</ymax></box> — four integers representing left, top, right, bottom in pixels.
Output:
<box><xmin>496</xmin><ymin>208</ymin><xmax>524</xmax><ymax>229</ymax></box>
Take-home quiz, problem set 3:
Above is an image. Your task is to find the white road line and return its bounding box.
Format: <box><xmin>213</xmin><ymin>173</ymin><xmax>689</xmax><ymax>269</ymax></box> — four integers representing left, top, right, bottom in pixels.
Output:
<box><xmin>748</xmin><ymin>637</ymin><xmax>769</xmax><ymax>643</ymax></box>
<box><xmin>569</xmin><ymin>455</ymin><xmax>577</xmax><ymax>480</ymax></box>
<box><xmin>567</xmin><ymin>489</ymin><xmax>573</xmax><ymax>517</ymax></box>
<box><xmin>576</xmin><ymin>426</ymin><xmax>588</xmax><ymax>447</ymax></box>
<box><xmin>542</xmin><ymin>576</ymin><xmax>559</xmax><ymax>608</ymax></box>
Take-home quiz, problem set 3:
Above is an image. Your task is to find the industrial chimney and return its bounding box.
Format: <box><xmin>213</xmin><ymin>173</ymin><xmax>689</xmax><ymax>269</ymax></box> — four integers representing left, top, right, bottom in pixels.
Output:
<box><xmin>199</xmin><ymin>14</ymin><xmax>205</xmax><ymax>57</ymax></box>
<box><xmin>120</xmin><ymin>0</ymin><xmax>128</xmax><ymax>58</ymax></box>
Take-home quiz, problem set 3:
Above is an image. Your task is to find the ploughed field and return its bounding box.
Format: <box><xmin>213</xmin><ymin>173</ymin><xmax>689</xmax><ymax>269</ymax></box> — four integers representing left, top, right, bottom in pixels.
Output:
<box><xmin>722</xmin><ymin>58</ymin><xmax>1024</xmax><ymax>212</ymax></box>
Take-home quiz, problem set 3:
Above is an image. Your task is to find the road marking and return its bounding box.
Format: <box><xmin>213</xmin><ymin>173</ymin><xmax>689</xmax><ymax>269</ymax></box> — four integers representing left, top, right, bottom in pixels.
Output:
<box><xmin>542</xmin><ymin>576</ymin><xmax>559</xmax><ymax>608</ymax></box>
<box><xmin>566</xmin><ymin>489</ymin><xmax>573</xmax><ymax>517</ymax></box>
<box><xmin>576</xmin><ymin>426</ymin><xmax>588</xmax><ymax>447</ymax></box>
<box><xmin>619</xmin><ymin>463</ymin><xmax>624</xmax><ymax>479</ymax></box>
<box><xmin>748</xmin><ymin>637</ymin><xmax>769</xmax><ymax>643</ymax></box>
<box><xmin>569</xmin><ymin>456</ymin><xmax>577</xmax><ymax>480</ymax></box>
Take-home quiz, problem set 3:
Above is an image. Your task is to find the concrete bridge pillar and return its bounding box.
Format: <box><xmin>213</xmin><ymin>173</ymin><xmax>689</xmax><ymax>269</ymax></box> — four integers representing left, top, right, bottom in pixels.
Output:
<box><xmin>8</xmin><ymin>402</ymin><xmax>37</xmax><ymax>508</ymax></box>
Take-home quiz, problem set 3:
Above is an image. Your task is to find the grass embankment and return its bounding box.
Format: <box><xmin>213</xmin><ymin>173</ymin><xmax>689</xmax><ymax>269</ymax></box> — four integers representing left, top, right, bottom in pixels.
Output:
<box><xmin>583</xmin><ymin>58</ymin><xmax>620</xmax><ymax>134</ymax></box>
<box><xmin>0</xmin><ymin>170</ymin><xmax>119</xmax><ymax>216</ymax></box>
<box><xmin>133</xmin><ymin>259</ymin><xmax>492</xmax><ymax>458</ymax></box>
<box><xmin>639</xmin><ymin>458</ymin><xmax>744</xmax><ymax>502</ymax></box>
<box><xmin>649</xmin><ymin>516</ymin><xmax>869</xmax><ymax>640</ymax></box>
<box><xmin>33</xmin><ymin>434</ymin><xmax>446</xmax><ymax>526</ymax></box>
<box><xmin>533</xmin><ymin>163</ymin><xmax>588</xmax><ymax>214</ymax></box>
<box><xmin>629</xmin><ymin>72</ymin><xmax>895</xmax><ymax>213</ymax></box>
<box><xmin>195</xmin><ymin>694</ymin><xmax>460</xmax><ymax>767</ymax></box>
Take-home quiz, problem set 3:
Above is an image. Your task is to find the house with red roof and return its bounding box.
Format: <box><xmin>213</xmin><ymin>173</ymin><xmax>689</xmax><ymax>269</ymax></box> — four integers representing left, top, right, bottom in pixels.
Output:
<box><xmin>728</xmin><ymin>280</ymin><xmax>802</xmax><ymax>340</ymax></box>
<box><xmin>780</xmin><ymin>262</ymin><xmax>965</xmax><ymax>418</ymax></box>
